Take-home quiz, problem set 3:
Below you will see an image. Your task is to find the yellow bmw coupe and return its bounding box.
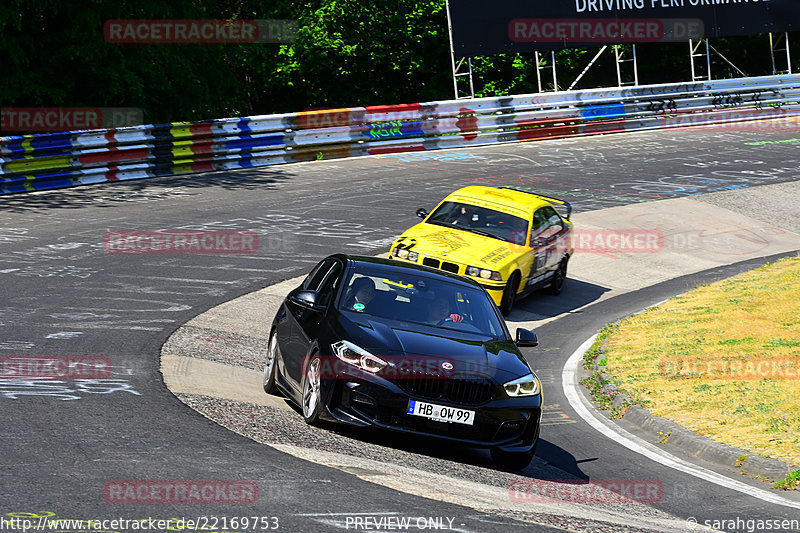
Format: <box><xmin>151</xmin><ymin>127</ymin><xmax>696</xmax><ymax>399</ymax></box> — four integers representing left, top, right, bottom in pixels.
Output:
<box><xmin>389</xmin><ymin>186</ymin><xmax>573</xmax><ymax>316</ymax></box>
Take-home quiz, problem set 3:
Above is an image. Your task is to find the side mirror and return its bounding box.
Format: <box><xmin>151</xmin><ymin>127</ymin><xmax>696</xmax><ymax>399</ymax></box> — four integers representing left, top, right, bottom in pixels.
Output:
<box><xmin>416</xmin><ymin>208</ymin><xmax>429</xmax><ymax>219</ymax></box>
<box><xmin>515</xmin><ymin>328</ymin><xmax>538</xmax><ymax>347</ymax></box>
<box><xmin>290</xmin><ymin>290</ymin><xmax>323</xmax><ymax>310</ymax></box>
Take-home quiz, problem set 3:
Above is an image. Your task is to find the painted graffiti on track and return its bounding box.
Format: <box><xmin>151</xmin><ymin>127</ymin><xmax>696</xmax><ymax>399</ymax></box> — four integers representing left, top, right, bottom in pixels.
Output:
<box><xmin>0</xmin><ymin>361</ymin><xmax>140</xmax><ymax>400</ymax></box>
<box><xmin>611</xmin><ymin>165</ymin><xmax>800</xmax><ymax>197</ymax></box>
<box><xmin>0</xmin><ymin>378</ymin><xmax>141</xmax><ymax>401</ymax></box>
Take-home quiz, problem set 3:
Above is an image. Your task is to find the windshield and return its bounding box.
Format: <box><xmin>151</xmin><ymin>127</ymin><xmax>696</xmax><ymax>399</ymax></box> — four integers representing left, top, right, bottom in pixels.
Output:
<box><xmin>427</xmin><ymin>201</ymin><xmax>529</xmax><ymax>245</ymax></box>
<box><xmin>339</xmin><ymin>268</ymin><xmax>507</xmax><ymax>338</ymax></box>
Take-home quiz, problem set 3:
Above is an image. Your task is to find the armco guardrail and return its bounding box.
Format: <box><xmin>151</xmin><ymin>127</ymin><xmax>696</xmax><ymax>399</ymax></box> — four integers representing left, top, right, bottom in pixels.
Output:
<box><xmin>2</xmin><ymin>74</ymin><xmax>799</xmax><ymax>195</ymax></box>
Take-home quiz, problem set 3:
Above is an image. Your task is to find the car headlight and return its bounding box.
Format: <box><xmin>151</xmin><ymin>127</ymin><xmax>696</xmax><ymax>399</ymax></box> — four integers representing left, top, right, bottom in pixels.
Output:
<box><xmin>393</xmin><ymin>247</ymin><xmax>419</xmax><ymax>262</ymax></box>
<box><xmin>503</xmin><ymin>373</ymin><xmax>541</xmax><ymax>397</ymax></box>
<box><xmin>466</xmin><ymin>265</ymin><xmax>502</xmax><ymax>281</ymax></box>
<box><xmin>332</xmin><ymin>340</ymin><xmax>388</xmax><ymax>374</ymax></box>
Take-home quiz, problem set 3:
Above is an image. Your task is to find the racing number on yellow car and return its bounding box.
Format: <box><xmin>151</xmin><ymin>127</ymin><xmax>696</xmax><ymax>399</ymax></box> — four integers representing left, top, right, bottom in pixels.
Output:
<box><xmin>533</xmin><ymin>252</ymin><xmax>547</xmax><ymax>275</ymax></box>
<box><xmin>395</xmin><ymin>236</ymin><xmax>417</xmax><ymax>252</ymax></box>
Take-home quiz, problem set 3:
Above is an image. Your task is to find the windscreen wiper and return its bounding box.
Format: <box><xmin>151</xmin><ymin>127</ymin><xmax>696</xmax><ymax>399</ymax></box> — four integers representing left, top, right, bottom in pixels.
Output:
<box><xmin>466</xmin><ymin>228</ymin><xmax>502</xmax><ymax>241</ymax></box>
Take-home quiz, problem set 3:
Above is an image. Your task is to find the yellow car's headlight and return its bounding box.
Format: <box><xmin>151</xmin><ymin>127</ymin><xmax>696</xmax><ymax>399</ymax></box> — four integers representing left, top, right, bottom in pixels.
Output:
<box><xmin>466</xmin><ymin>265</ymin><xmax>502</xmax><ymax>281</ymax></box>
<box><xmin>393</xmin><ymin>247</ymin><xmax>418</xmax><ymax>262</ymax></box>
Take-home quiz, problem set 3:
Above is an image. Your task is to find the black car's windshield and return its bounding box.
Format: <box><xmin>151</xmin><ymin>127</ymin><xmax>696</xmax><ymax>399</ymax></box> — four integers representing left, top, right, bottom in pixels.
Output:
<box><xmin>339</xmin><ymin>269</ymin><xmax>506</xmax><ymax>338</ymax></box>
<box><xmin>427</xmin><ymin>201</ymin><xmax>528</xmax><ymax>245</ymax></box>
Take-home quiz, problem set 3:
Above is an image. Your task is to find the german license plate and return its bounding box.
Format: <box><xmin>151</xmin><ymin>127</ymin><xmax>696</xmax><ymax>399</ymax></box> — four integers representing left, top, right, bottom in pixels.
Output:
<box><xmin>407</xmin><ymin>400</ymin><xmax>475</xmax><ymax>425</ymax></box>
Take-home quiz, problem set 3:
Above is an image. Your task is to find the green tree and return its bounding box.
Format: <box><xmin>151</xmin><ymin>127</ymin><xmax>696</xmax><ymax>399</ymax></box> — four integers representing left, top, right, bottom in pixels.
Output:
<box><xmin>1</xmin><ymin>0</ymin><xmax>796</xmax><ymax>129</ymax></box>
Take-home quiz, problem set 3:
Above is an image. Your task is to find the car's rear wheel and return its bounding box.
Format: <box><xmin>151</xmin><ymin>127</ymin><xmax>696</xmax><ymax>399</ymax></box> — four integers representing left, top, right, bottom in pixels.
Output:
<box><xmin>263</xmin><ymin>332</ymin><xmax>279</xmax><ymax>395</ymax></box>
<box><xmin>547</xmin><ymin>258</ymin><xmax>568</xmax><ymax>296</ymax></box>
<box><xmin>499</xmin><ymin>272</ymin><xmax>520</xmax><ymax>316</ymax></box>
<box><xmin>301</xmin><ymin>356</ymin><xmax>323</xmax><ymax>425</ymax></box>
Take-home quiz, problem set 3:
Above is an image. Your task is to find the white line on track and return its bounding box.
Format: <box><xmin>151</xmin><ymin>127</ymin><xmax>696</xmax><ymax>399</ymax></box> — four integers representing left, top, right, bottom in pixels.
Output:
<box><xmin>563</xmin><ymin>335</ymin><xmax>800</xmax><ymax>510</ymax></box>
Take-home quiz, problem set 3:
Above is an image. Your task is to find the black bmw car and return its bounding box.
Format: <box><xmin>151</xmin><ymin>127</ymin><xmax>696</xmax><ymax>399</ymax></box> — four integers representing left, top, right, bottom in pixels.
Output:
<box><xmin>263</xmin><ymin>254</ymin><xmax>544</xmax><ymax>469</ymax></box>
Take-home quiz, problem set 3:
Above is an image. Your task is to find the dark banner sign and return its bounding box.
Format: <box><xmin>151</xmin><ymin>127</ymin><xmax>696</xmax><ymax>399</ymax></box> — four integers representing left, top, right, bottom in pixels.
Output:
<box><xmin>450</xmin><ymin>0</ymin><xmax>799</xmax><ymax>56</ymax></box>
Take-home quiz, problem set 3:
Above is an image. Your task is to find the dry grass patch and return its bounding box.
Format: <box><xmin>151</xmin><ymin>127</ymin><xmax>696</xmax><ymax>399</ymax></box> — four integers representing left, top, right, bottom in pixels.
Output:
<box><xmin>603</xmin><ymin>254</ymin><xmax>800</xmax><ymax>466</ymax></box>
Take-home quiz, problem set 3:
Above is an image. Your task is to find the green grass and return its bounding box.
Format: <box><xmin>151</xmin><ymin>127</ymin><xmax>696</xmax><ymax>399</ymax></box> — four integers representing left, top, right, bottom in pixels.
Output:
<box><xmin>773</xmin><ymin>470</ymin><xmax>800</xmax><ymax>490</ymax></box>
<box><xmin>597</xmin><ymin>254</ymin><xmax>800</xmax><ymax>470</ymax></box>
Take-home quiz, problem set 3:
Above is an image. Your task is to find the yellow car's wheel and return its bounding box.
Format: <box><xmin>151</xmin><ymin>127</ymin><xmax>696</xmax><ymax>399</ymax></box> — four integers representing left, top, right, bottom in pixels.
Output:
<box><xmin>547</xmin><ymin>258</ymin><xmax>568</xmax><ymax>296</ymax></box>
<box><xmin>499</xmin><ymin>272</ymin><xmax>520</xmax><ymax>316</ymax></box>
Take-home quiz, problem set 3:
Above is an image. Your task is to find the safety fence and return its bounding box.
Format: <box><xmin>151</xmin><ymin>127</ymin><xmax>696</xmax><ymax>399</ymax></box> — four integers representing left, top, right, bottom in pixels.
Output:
<box><xmin>2</xmin><ymin>74</ymin><xmax>799</xmax><ymax>195</ymax></box>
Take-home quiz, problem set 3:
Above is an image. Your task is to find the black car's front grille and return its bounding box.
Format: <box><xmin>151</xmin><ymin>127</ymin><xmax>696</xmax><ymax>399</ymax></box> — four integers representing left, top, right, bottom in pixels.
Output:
<box><xmin>393</xmin><ymin>373</ymin><xmax>496</xmax><ymax>406</ymax></box>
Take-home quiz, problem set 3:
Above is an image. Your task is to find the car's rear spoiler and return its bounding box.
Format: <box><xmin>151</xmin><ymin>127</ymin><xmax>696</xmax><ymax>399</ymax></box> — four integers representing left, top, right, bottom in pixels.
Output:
<box><xmin>499</xmin><ymin>187</ymin><xmax>573</xmax><ymax>220</ymax></box>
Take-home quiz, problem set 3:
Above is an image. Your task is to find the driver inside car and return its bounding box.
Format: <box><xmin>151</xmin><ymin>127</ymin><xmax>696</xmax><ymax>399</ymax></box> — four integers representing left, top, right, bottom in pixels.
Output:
<box><xmin>425</xmin><ymin>294</ymin><xmax>464</xmax><ymax>325</ymax></box>
<box><xmin>344</xmin><ymin>277</ymin><xmax>376</xmax><ymax>312</ymax></box>
<box><xmin>454</xmin><ymin>206</ymin><xmax>479</xmax><ymax>227</ymax></box>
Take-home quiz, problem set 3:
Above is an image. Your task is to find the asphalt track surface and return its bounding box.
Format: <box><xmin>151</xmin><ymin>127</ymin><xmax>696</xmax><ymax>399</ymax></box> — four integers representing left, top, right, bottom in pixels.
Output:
<box><xmin>1</xmin><ymin>126</ymin><xmax>800</xmax><ymax>532</ymax></box>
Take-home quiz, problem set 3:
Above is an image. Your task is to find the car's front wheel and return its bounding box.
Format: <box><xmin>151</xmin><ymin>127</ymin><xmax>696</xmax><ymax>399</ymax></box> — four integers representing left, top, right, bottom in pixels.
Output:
<box><xmin>263</xmin><ymin>332</ymin><xmax>279</xmax><ymax>395</ymax></box>
<box><xmin>301</xmin><ymin>356</ymin><xmax>323</xmax><ymax>425</ymax></box>
<box><xmin>499</xmin><ymin>272</ymin><xmax>520</xmax><ymax>316</ymax></box>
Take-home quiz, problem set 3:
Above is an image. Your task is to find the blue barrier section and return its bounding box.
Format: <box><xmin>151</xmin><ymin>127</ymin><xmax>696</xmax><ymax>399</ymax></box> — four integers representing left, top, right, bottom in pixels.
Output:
<box><xmin>581</xmin><ymin>104</ymin><xmax>627</xmax><ymax>120</ymax></box>
<box><xmin>225</xmin><ymin>135</ymin><xmax>284</xmax><ymax>151</ymax></box>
